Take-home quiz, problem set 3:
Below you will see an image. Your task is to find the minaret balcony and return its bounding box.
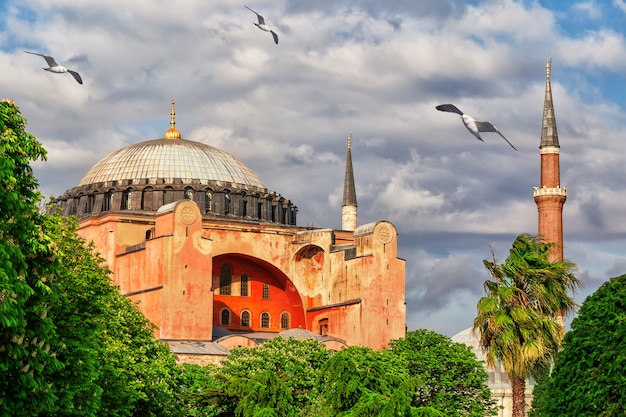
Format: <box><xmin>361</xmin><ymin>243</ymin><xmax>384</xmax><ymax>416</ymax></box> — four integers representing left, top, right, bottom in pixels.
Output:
<box><xmin>533</xmin><ymin>186</ymin><xmax>567</xmax><ymax>197</ymax></box>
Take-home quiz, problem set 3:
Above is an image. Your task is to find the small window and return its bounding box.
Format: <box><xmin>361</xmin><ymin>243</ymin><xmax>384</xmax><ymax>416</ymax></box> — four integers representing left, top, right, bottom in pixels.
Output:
<box><xmin>220</xmin><ymin>264</ymin><xmax>232</xmax><ymax>296</ymax></box>
<box><xmin>240</xmin><ymin>273</ymin><xmax>249</xmax><ymax>297</ymax></box>
<box><xmin>242</xmin><ymin>200</ymin><xmax>248</xmax><ymax>217</ymax></box>
<box><xmin>204</xmin><ymin>191</ymin><xmax>212</xmax><ymax>213</ymax></box>
<box><xmin>221</xmin><ymin>309</ymin><xmax>231</xmax><ymax>326</ymax></box>
<box><xmin>280</xmin><ymin>313</ymin><xmax>290</xmax><ymax>330</ymax></box>
<box><xmin>241</xmin><ymin>310</ymin><xmax>251</xmax><ymax>327</ymax></box>
<box><xmin>184</xmin><ymin>188</ymin><xmax>194</xmax><ymax>200</ymax></box>
<box><xmin>102</xmin><ymin>191</ymin><xmax>112</xmax><ymax>212</ymax></box>
<box><xmin>319</xmin><ymin>318</ymin><xmax>329</xmax><ymax>336</ymax></box>
<box><xmin>121</xmin><ymin>188</ymin><xmax>133</xmax><ymax>210</ymax></box>
<box><xmin>261</xmin><ymin>312</ymin><xmax>270</xmax><ymax>328</ymax></box>
<box><xmin>224</xmin><ymin>193</ymin><xmax>230</xmax><ymax>215</ymax></box>
<box><xmin>262</xmin><ymin>283</ymin><xmax>270</xmax><ymax>300</ymax></box>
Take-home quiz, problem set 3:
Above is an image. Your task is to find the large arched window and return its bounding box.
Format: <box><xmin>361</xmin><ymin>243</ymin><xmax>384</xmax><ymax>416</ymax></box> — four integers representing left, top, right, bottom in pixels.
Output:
<box><xmin>260</xmin><ymin>312</ymin><xmax>270</xmax><ymax>329</ymax></box>
<box><xmin>241</xmin><ymin>310</ymin><xmax>251</xmax><ymax>328</ymax></box>
<box><xmin>220</xmin><ymin>309</ymin><xmax>231</xmax><ymax>326</ymax></box>
<box><xmin>262</xmin><ymin>283</ymin><xmax>270</xmax><ymax>300</ymax></box>
<box><xmin>240</xmin><ymin>273</ymin><xmax>249</xmax><ymax>297</ymax></box>
<box><xmin>280</xmin><ymin>312</ymin><xmax>290</xmax><ymax>330</ymax></box>
<box><xmin>220</xmin><ymin>264</ymin><xmax>232</xmax><ymax>296</ymax></box>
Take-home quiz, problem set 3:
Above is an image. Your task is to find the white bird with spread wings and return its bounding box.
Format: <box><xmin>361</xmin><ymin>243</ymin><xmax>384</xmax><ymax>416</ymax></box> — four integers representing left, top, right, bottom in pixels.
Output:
<box><xmin>436</xmin><ymin>104</ymin><xmax>517</xmax><ymax>150</ymax></box>
<box><xmin>24</xmin><ymin>51</ymin><xmax>83</xmax><ymax>84</ymax></box>
<box><xmin>245</xmin><ymin>6</ymin><xmax>279</xmax><ymax>44</ymax></box>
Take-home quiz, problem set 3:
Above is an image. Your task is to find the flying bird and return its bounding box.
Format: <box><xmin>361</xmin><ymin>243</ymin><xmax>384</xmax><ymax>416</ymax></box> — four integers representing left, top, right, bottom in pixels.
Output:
<box><xmin>245</xmin><ymin>5</ymin><xmax>279</xmax><ymax>44</ymax></box>
<box><xmin>24</xmin><ymin>51</ymin><xmax>83</xmax><ymax>84</ymax></box>
<box><xmin>435</xmin><ymin>104</ymin><xmax>517</xmax><ymax>150</ymax></box>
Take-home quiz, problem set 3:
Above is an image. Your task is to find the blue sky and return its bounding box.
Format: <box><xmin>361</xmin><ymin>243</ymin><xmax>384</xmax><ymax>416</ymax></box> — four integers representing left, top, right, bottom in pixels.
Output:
<box><xmin>1</xmin><ymin>0</ymin><xmax>625</xmax><ymax>337</ymax></box>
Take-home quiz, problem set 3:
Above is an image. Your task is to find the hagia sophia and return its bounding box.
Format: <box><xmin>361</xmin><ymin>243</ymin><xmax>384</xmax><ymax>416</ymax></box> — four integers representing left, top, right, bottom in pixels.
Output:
<box><xmin>53</xmin><ymin>59</ymin><xmax>563</xmax><ymax>416</ymax></box>
<box><xmin>53</xmin><ymin>100</ymin><xmax>407</xmax><ymax>364</ymax></box>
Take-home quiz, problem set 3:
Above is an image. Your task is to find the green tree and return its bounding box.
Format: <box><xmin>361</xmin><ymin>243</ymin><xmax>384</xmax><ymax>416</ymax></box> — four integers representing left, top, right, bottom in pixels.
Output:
<box><xmin>530</xmin><ymin>274</ymin><xmax>626</xmax><ymax>416</ymax></box>
<box><xmin>199</xmin><ymin>336</ymin><xmax>332</xmax><ymax>416</ymax></box>
<box><xmin>0</xmin><ymin>98</ymin><xmax>63</xmax><ymax>416</ymax></box>
<box><xmin>1</xmin><ymin>99</ymin><xmax>183</xmax><ymax>416</ymax></box>
<box><xmin>473</xmin><ymin>234</ymin><xmax>581</xmax><ymax>417</ymax></box>
<box><xmin>36</xmin><ymin>209</ymin><xmax>183</xmax><ymax>417</ymax></box>
<box><xmin>389</xmin><ymin>329</ymin><xmax>496</xmax><ymax>416</ymax></box>
<box><xmin>317</xmin><ymin>345</ymin><xmax>418</xmax><ymax>416</ymax></box>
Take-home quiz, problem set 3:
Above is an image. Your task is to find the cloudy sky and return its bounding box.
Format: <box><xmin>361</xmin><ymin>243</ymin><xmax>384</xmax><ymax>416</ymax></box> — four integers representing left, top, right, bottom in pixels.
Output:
<box><xmin>2</xmin><ymin>0</ymin><xmax>625</xmax><ymax>337</ymax></box>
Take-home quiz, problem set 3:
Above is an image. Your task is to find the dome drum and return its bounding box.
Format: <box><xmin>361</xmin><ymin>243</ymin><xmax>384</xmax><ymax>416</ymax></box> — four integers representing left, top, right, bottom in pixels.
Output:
<box><xmin>55</xmin><ymin>180</ymin><xmax>297</xmax><ymax>225</ymax></box>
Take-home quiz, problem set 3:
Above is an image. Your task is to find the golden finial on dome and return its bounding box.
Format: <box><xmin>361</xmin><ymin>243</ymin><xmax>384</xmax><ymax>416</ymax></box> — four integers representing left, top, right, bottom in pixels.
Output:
<box><xmin>347</xmin><ymin>133</ymin><xmax>352</xmax><ymax>149</ymax></box>
<box><xmin>164</xmin><ymin>99</ymin><xmax>181</xmax><ymax>140</ymax></box>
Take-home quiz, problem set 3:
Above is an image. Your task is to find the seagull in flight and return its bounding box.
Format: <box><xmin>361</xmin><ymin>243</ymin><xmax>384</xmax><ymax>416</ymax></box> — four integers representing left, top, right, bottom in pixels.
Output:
<box><xmin>436</xmin><ymin>104</ymin><xmax>517</xmax><ymax>150</ymax></box>
<box><xmin>245</xmin><ymin>5</ymin><xmax>279</xmax><ymax>44</ymax></box>
<box><xmin>24</xmin><ymin>51</ymin><xmax>83</xmax><ymax>84</ymax></box>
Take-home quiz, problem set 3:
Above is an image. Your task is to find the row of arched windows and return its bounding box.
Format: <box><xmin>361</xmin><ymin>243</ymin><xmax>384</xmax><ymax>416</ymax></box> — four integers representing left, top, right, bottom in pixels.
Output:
<box><xmin>219</xmin><ymin>264</ymin><xmax>270</xmax><ymax>299</ymax></box>
<box><xmin>220</xmin><ymin>309</ymin><xmax>290</xmax><ymax>330</ymax></box>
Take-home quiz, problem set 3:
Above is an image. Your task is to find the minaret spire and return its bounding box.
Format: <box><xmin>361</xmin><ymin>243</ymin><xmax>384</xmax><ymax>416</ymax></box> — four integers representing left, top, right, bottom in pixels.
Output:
<box><xmin>342</xmin><ymin>133</ymin><xmax>358</xmax><ymax>231</ymax></box>
<box><xmin>164</xmin><ymin>99</ymin><xmax>181</xmax><ymax>140</ymax></box>
<box><xmin>534</xmin><ymin>59</ymin><xmax>567</xmax><ymax>261</ymax></box>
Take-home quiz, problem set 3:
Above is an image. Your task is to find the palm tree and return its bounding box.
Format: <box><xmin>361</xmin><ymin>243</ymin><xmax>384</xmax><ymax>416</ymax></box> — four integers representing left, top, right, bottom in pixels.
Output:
<box><xmin>473</xmin><ymin>234</ymin><xmax>581</xmax><ymax>417</ymax></box>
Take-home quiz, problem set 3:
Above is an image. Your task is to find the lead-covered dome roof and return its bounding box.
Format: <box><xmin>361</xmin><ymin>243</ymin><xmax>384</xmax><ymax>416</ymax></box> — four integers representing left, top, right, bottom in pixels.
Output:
<box><xmin>78</xmin><ymin>138</ymin><xmax>266</xmax><ymax>189</ymax></box>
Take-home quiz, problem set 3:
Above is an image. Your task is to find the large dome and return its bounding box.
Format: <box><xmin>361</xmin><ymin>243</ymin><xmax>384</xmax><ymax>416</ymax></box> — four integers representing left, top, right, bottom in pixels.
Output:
<box><xmin>54</xmin><ymin>101</ymin><xmax>297</xmax><ymax>226</ymax></box>
<box><xmin>78</xmin><ymin>138</ymin><xmax>266</xmax><ymax>189</ymax></box>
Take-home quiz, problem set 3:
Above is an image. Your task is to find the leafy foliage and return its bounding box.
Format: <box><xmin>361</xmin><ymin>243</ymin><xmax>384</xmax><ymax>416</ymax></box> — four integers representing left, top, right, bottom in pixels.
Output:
<box><xmin>530</xmin><ymin>274</ymin><xmax>626</xmax><ymax>416</ymax></box>
<box><xmin>473</xmin><ymin>234</ymin><xmax>581</xmax><ymax>417</ymax></box>
<box><xmin>0</xmin><ymin>98</ymin><xmax>63</xmax><ymax>416</ymax></box>
<box><xmin>317</xmin><ymin>345</ymin><xmax>418</xmax><ymax>416</ymax></box>
<box><xmin>199</xmin><ymin>337</ymin><xmax>332</xmax><ymax>416</ymax></box>
<box><xmin>1</xmin><ymin>99</ymin><xmax>183</xmax><ymax>416</ymax></box>
<box><xmin>390</xmin><ymin>329</ymin><xmax>496</xmax><ymax>416</ymax></box>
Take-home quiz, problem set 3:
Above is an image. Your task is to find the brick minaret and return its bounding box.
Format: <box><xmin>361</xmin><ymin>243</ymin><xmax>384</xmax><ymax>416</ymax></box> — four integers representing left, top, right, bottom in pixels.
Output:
<box><xmin>342</xmin><ymin>133</ymin><xmax>357</xmax><ymax>231</ymax></box>
<box><xmin>534</xmin><ymin>59</ymin><xmax>567</xmax><ymax>261</ymax></box>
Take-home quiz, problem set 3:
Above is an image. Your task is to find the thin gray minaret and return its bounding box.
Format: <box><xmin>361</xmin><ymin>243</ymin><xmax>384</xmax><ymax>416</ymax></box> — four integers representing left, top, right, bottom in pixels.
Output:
<box><xmin>342</xmin><ymin>133</ymin><xmax>357</xmax><ymax>231</ymax></box>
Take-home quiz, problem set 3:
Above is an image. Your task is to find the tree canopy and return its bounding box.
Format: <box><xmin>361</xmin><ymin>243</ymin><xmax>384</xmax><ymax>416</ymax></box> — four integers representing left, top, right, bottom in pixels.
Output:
<box><xmin>1</xmin><ymin>99</ymin><xmax>183</xmax><ymax>416</ymax></box>
<box><xmin>530</xmin><ymin>273</ymin><xmax>626</xmax><ymax>416</ymax></box>
<box><xmin>473</xmin><ymin>234</ymin><xmax>581</xmax><ymax>417</ymax></box>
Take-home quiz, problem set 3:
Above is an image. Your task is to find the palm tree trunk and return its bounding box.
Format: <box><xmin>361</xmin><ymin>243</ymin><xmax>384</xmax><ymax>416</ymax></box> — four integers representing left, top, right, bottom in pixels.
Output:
<box><xmin>511</xmin><ymin>377</ymin><xmax>526</xmax><ymax>417</ymax></box>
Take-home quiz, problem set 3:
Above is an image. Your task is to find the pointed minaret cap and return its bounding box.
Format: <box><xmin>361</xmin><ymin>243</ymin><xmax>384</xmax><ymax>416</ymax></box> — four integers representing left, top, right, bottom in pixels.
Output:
<box><xmin>540</xmin><ymin>58</ymin><xmax>559</xmax><ymax>148</ymax></box>
<box><xmin>342</xmin><ymin>133</ymin><xmax>357</xmax><ymax>208</ymax></box>
<box><xmin>164</xmin><ymin>99</ymin><xmax>181</xmax><ymax>140</ymax></box>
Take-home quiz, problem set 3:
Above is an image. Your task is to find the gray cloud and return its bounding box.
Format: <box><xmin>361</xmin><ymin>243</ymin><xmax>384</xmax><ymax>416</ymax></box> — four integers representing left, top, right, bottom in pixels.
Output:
<box><xmin>2</xmin><ymin>0</ymin><xmax>626</xmax><ymax>336</ymax></box>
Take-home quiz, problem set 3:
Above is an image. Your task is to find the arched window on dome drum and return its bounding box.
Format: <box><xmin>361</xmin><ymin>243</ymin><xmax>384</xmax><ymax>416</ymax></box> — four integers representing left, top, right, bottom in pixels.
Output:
<box><xmin>121</xmin><ymin>188</ymin><xmax>133</xmax><ymax>210</ymax></box>
<box><xmin>204</xmin><ymin>191</ymin><xmax>212</xmax><ymax>213</ymax></box>
<box><xmin>184</xmin><ymin>187</ymin><xmax>194</xmax><ymax>200</ymax></box>
<box><xmin>240</xmin><ymin>273</ymin><xmax>249</xmax><ymax>297</ymax></box>
<box><xmin>280</xmin><ymin>312</ymin><xmax>290</xmax><ymax>330</ymax></box>
<box><xmin>257</xmin><ymin>201</ymin><xmax>263</xmax><ymax>219</ymax></box>
<box><xmin>242</xmin><ymin>199</ymin><xmax>248</xmax><ymax>217</ymax></box>
<box><xmin>261</xmin><ymin>312</ymin><xmax>270</xmax><ymax>329</ymax></box>
<box><xmin>102</xmin><ymin>191</ymin><xmax>112</xmax><ymax>212</ymax></box>
<box><xmin>141</xmin><ymin>187</ymin><xmax>154</xmax><ymax>210</ymax></box>
<box><xmin>220</xmin><ymin>309</ymin><xmax>231</xmax><ymax>326</ymax></box>
<box><xmin>163</xmin><ymin>186</ymin><xmax>175</xmax><ymax>205</ymax></box>
<box><xmin>220</xmin><ymin>264</ymin><xmax>232</xmax><ymax>296</ymax></box>
<box><xmin>241</xmin><ymin>310</ymin><xmax>251</xmax><ymax>328</ymax></box>
<box><xmin>224</xmin><ymin>192</ymin><xmax>230</xmax><ymax>215</ymax></box>
<box><xmin>86</xmin><ymin>194</ymin><xmax>95</xmax><ymax>214</ymax></box>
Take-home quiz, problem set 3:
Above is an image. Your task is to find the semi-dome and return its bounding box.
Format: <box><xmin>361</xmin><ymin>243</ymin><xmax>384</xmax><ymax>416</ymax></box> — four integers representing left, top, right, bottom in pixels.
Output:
<box><xmin>78</xmin><ymin>138</ymin><xmax>266</xmax><ymax>189</ymax></box>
